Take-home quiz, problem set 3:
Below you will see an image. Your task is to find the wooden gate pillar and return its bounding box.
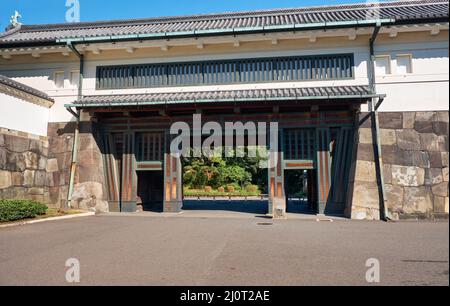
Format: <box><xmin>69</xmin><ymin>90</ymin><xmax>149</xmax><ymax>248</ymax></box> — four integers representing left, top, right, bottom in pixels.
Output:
<box><xmin>102</xmin><ymin>134</ymin><xmax>121</xmax><ymax>212</ymax></box>
<box><xmin>121</xmin><ymin>132</ymin><xmax>138</xmax><ymax>212</ymax></box>
<box><xmin>316</xmin><ymin>128</ymin><xmax>332</xmax><ymax>214</ymax></box>
<box><xmin>268</xmin><ymin>129</ymin><xmax>286</xmax><ymax>219</ymax></box>
<box><xmin>163</xmin><ymin>153</ymin><xmax>183</xmax><ymax>212</ymax></box>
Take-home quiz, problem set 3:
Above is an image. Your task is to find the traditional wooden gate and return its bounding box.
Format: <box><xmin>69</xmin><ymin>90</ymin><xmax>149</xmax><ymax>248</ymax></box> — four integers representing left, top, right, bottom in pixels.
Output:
<box><xmin>101</xmin><ymin>129</ymin><xmax>166</xmax><ymax>212</ymax></box>
<box><xmin>279</xmin><ymin>125</ymin><xmax>354</xmax><ymax>215</ymax></box>
<box><xmin>99</xmin><ymin>110</ymin><xmax>355</xmax><ymax>217</ymax></box>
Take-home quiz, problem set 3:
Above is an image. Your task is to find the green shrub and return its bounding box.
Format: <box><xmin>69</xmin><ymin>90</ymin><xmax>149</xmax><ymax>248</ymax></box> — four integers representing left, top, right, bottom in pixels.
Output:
<box><xmin>245</xmin><ymin>184</ymin><xmax>259</xmax><ymax>193</ymax></box>
<box><xmin>226</xmin><ymin>185</ymin><xmax>235</xmax><ymax>193</ymax></box>
<box><xmin>0</xmin><ymin>200</ymin><xmax>48</xmax><ymax>222</ymax></box>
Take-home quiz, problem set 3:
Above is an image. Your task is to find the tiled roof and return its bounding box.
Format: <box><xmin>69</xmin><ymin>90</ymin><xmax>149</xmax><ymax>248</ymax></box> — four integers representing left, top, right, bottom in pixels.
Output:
<box><xmin>0</xmin><ymin>75</ymin><xmax>54</xmax><ymax>102</ymax></box>
<box><xmin>1</xmin><ymin>0</ymin><xmax>448</xmax><ymax>46</ymax></box>
<box><xmin>67</xmin><ymin>86</ymin><xmax>378</xmax><ymax>108</ymax></box>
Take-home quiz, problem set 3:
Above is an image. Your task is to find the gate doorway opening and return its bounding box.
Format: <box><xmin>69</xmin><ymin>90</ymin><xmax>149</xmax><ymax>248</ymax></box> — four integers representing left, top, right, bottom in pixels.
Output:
<box><xmin>137</xmin><ymin>171</ymin><xmax>164</xmax><ymax>212</ymax></box>
<box><xmin>285</xmin><ymin>169</ymin><xmax>317</xmax><ymax>214</ymax></box>
<box><xmin>180</xmin><ymin>151</ymin><xmax>269</xmax><ymax>215</ymax></box>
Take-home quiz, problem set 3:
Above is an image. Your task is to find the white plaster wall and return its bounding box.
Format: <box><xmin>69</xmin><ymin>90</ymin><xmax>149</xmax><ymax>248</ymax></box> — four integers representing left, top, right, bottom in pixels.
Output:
<box><xmin>0</xmin><ymin>93</ymin><xmax>49</xmax><ymax>136</ymax></box>
<box><xmin>81</xmin><ymin>46</ymin><xmax>370</xmax><ymax>97</ymax></box>
<box><xmin>0</xmin><ymin>29</ymin><xmax>448</xmax><ymax>122</ymax></box>
<box><xmin>371</xmin><ymin>39</ymin><xmax>449</xmax><ymax>112</ymax></box>
<box><xmin>0</xmin><ymin>63</ymin><xmax>79</xmax><ymax>123</ymax></box>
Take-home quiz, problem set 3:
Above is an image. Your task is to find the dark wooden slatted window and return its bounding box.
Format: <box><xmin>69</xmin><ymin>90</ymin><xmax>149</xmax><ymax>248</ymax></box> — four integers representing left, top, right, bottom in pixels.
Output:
<box><xmin>96</xmin><ymin>54</ymin><xmax>354</xmax><ymax>89</ymax></box>
<box><xmin>283</xmin><ymin>129</ymin><xmax>316</xmax><ymax>160</ymax></box>
<box><xmin>136</xmin><ymin>132</ymin><xmax>164</xmax><ymax>161</ymax></box>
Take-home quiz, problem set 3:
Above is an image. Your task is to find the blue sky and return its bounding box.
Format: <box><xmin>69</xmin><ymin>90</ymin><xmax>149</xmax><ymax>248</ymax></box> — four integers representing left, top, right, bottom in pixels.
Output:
<box><xmin>1</xmin><ymin>0</ymin><xmax>373</xmax><ymax>31</ymax></box>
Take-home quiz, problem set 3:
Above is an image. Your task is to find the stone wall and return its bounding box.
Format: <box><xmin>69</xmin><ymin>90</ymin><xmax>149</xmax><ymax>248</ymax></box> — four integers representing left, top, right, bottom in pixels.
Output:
<box><xmin>0</xmin><ymin>128</ymin><xmax>50</xmax><ymax>204</ymax></box>
<box><xmin>0</xmin><ymin>115</ymin><xmax>108</xmax><ymax>212</ymax></box>
<box><xmin>46</xmin><ymin>116</ymin><xmax>108</xmax><ymax>212</ymax></box>
<box><xmin>347</xmin><ymin>111</ymin><xmax>449</xmax><ymax>220</ymax></box>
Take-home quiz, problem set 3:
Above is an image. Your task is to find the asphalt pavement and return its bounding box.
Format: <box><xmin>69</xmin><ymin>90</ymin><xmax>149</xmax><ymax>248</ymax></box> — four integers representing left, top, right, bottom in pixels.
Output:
<box><xmin>0</xmin><ymin>213</ymin><xmax>448</xmax><ymax>286</ymax></box>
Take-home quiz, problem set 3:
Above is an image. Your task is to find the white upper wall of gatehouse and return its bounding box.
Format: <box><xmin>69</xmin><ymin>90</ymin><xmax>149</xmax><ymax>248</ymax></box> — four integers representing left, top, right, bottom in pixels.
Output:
<box><xmin>0</xmin><ymin>8</ymin><xmax>448</xmax><ymax>122</ymax></box>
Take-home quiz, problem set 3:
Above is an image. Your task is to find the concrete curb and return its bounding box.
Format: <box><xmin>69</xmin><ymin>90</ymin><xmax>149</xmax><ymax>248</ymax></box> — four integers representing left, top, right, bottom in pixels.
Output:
<box><xmin>0</xmin><ymin>212</ymin><xmax>95</xmax><ymax>229</ymax></box>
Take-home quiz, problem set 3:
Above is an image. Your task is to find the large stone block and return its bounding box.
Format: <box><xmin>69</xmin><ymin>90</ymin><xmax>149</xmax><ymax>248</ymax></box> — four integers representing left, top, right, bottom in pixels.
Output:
<box><xmin>350</xmin><ymin>206</ymin><xmax>380</xmax><ymax>220</ymax></box>
<box><xmin>78</xmin><ymin>149</ymin><xmax>102</xmax><ymax>166</ymax></box>
<box><xmin>443</xmin><ymin>167</ymin><xmax>449</xmax><ymax>182</ymax></box>
<box><xmin>410</xmin><ymin>151</ymin><xmax>431</xmax><ymax>168</ymax></box>
<box><xmin>381</xmin><ymin>145</ymin><xmax>398</xmax><ymax>165</ymax></box>
<box><xmin>428</xmin><ymin>152</ymin><xmax>442</xmax><ymax>168</ymax></box>
<box><xmin>45</xmin><ymin>172</ymin><xmax>55</xmax><ymax>187</ymax></box>
<box><xmin>11</xmin><ymin>172</ymin><xmax>23</xmax><ymax>186</ymax></box>
<box><xmin>23</xmin><ymin>170</ymin><xmax>35</xmax><ymax>187</ymax></box>
<box><xmin>442</xmin><ymin>152</ymin><xmax>449</xmax><ymax>167</ymax></box>
<box><xmin>402</xmin><ymin>112</ymin><xmax>416</xmax><ymax>129</ymax></box>
<box><xmin>79</xmin><ymin>135</ymin><xmax>99</xmax><ymax>151</ymax></box>
<box><xmin>433</xmin><ymin>195</ymin><xmax>447</xmax><ymax>213</ymax></box>
<box><xmin>351</xmin><ymin>181</ymin><xmax>380</xmax><ymax>209</ymax></box>
<box><xmin>357</xmin><ymin>143</ymin><xmax>375</xmax><ymax>161</ymax></box>
<box><xmin>6</xmin><ymin>152</ymin><xmax>26</xmax><ymax>172</ymax></box>
<box><xmin>354</xmin><ymin>160</ymin><xmax>377</xmax><ymax>182</ymax></box>
<box><xmin>358</xmin><ymin>128</ymin><xmax>373</xmax><ymax>144</ymax></box>
<box><xmin>1</xmin><ymin>187</ymin><xmax>26</xmax><ymax>200</ymax></box>
<box><xmin>392</xmin><ymin>165</ymin><xmax>425</xmax><ymax>187</ymax></box>
<box><xmin>414</xmin><ymin>121</ymin><xmax>434</xmax><ymax>133</ymax></box>
<box><xmin>438</xmin><ymin>135</ymin><xmax>448</xmax><ymax>152</ymax></box>
<box><xmin>420</xmin><ymin>133</ymin><xmax>440</xmax><ymax>152</ymax></box>
<box><xmin>38</xmin><ymin>157</ymin><xmax>46</xmax><ymax>171</ymax></box>
<box><xmin>403</xmin><ymin>186</ymin><xmax>433</xmax><ymax>214</ymax></box>
<box><xmin>0</xmin><ymin>170</ymin><xmax>12</xmax><ymax>189</ymax></box>
<box><xmin>432</xmin><ymin>122</ymin><xmax>449</xmax><ymax>136</ymax></box>
<box><xmin>52</xmin><ymin>171</ymin><xmax>66</xmax><ymax>187</ymax></box>
<box><xmin>48</xmin><ymin>186</ymin><xmax>61</xmax><ymax>205</ymax></box>
<box><xmin>384</xmin><ymin>149</ymin><xmax>430</xmax><ymax>168</ymax></box>
<box><xmin>71</xmin><ymin>181</ymin><xmax>105</xmax><ymax>211</ymax></box>
<box><xmin>48</xmin><ymin>136</ymin><xmax>73</xmax><ymax>155</ymax></box>
<box><xmin>425</xmin><ymin>168</ymin><xmax>444</xmax><ymax>186</ymax></box>
<box><xmin>380</xmin><ymin>129</ymin><xmax>397</xmax><ymax>146</ymax></box>
<box><xmin>24</xmin><ymin>151</ymin><xmax>40</xmax><ymax>170</ymax></box>
<box><xmin>4</xmin><ymin>135</ymin><xmax>29</xmax><ymax>153</ymax></box>
<box><xmin>396</xmin><ymin>130</ymin><xmax>421</xmax><ymax>151</ymax></box>
<box><xmin>27</xmin><ymin>187</ymin><xmax>44</xmax><ymax>196</ymax></box>
<box><xmin>54</xmin><ymin>152</ymin><xmax>72</xmax><ymax>171</ymax></box>
<box><xmin>385</xmin><ymin>184</ymin><xmax>404</xmax><ymax>212</ymax></box>
<box><xmin>29</xmin><ymin>139</ymin><xmax>45</xmax><ymax>155</ymax></box>
<box><xmin>435</xmin><ymin>112</ymin><xmax>449</xmax><ymax>123</ymax></box>
<box><xmin>46</xmin><ymin>158</ymin><xmax>59</xmax><ymax>172</ymax></box>
<box><xmin>415</xmin><ymin>112</ymin><xmax>436</xmax><ymax>122</ymax></box>
<box><xmin>379</xmin><ymin>112</ymin><xmax>403</xmax><ymax>129</ymax></box>
<box><xmin>34</xmin><ymin>170</ymin><xmax>46</xmax><ymax>187</ymax></box>
<box><xmin>432</xmin><ymin>182</ymin><xmax>448</xmax><ymax>197</ymax></box>
<box><xmin>0</xmin><ymin>147</ymin><xmax>7</xmax><ymax>168</ymax></box>
<box><xmin>0</xmin><ymin>134</ymin><xmax>4</xmax><ymax>146</ymax></box>
<box><xmin>78</xmin><ymin>164</ymin><xmax>104</xmax><ymax>184</ymax></box>
<box><xmin>383</xmin><ymin>164</ymin><xmax>392</xmax><ymax>184</ymax></box>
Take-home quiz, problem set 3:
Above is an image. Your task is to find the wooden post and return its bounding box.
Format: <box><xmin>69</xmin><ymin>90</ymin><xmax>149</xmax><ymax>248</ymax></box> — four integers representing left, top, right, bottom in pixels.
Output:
<box><xmin>316</xmin><ymin>128</ymin><xmax>332</xmax><ymax>215</ymax></box>
<box><xmin>268</xmin><ymin>129</ymin><xmax>286</xmax><ymax>219</ymax></box>
<box><xmin>121</xmin><ymin>132</ymin><xmax>137</xmax><ymax>212</ymax></box>
<box><xmin>163</xmin><ymin>153</ymin><xmax>183</xmax><ymax>212</ymax></box>
<box><xmin>101</xmin><ymin>133</ymin><xmax>121</xmax><ymax>212</ymax></box>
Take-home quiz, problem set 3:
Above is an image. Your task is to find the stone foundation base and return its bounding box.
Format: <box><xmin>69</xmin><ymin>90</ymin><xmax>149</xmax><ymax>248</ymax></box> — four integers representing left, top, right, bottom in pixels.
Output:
<box><xmin>347</xmin><ymin>111</ymin><xmax>449</xmax><ymax>220</ymax></box>
<box><xmin>1</xmin><ymin>118</ymin><xmax>109</xmax><ymax>213</ymax></box>
<box><xmin>164</xmin><ymin>200</ymin><xmax>183</xmax><ymax>213</ymax></box>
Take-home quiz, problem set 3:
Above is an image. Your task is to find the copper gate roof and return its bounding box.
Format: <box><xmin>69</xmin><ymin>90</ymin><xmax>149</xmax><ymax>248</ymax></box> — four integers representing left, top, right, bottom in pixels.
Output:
<box><xmin>0</xmin><ymin>0</ymin><xmax>448</xmax><ymax>47</ymax></box>
<box><xmin>66</xmin><ymin>85</ymin><xmax>381</xmax><ymax>108</ymax></box>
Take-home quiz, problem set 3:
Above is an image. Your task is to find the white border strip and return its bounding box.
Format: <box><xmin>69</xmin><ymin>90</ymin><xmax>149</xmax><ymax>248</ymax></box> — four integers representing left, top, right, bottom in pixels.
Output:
<box><xmin>0</xmin><ymin>212</ymin><xmax>95</xmax><ymax>229</ymax></box>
